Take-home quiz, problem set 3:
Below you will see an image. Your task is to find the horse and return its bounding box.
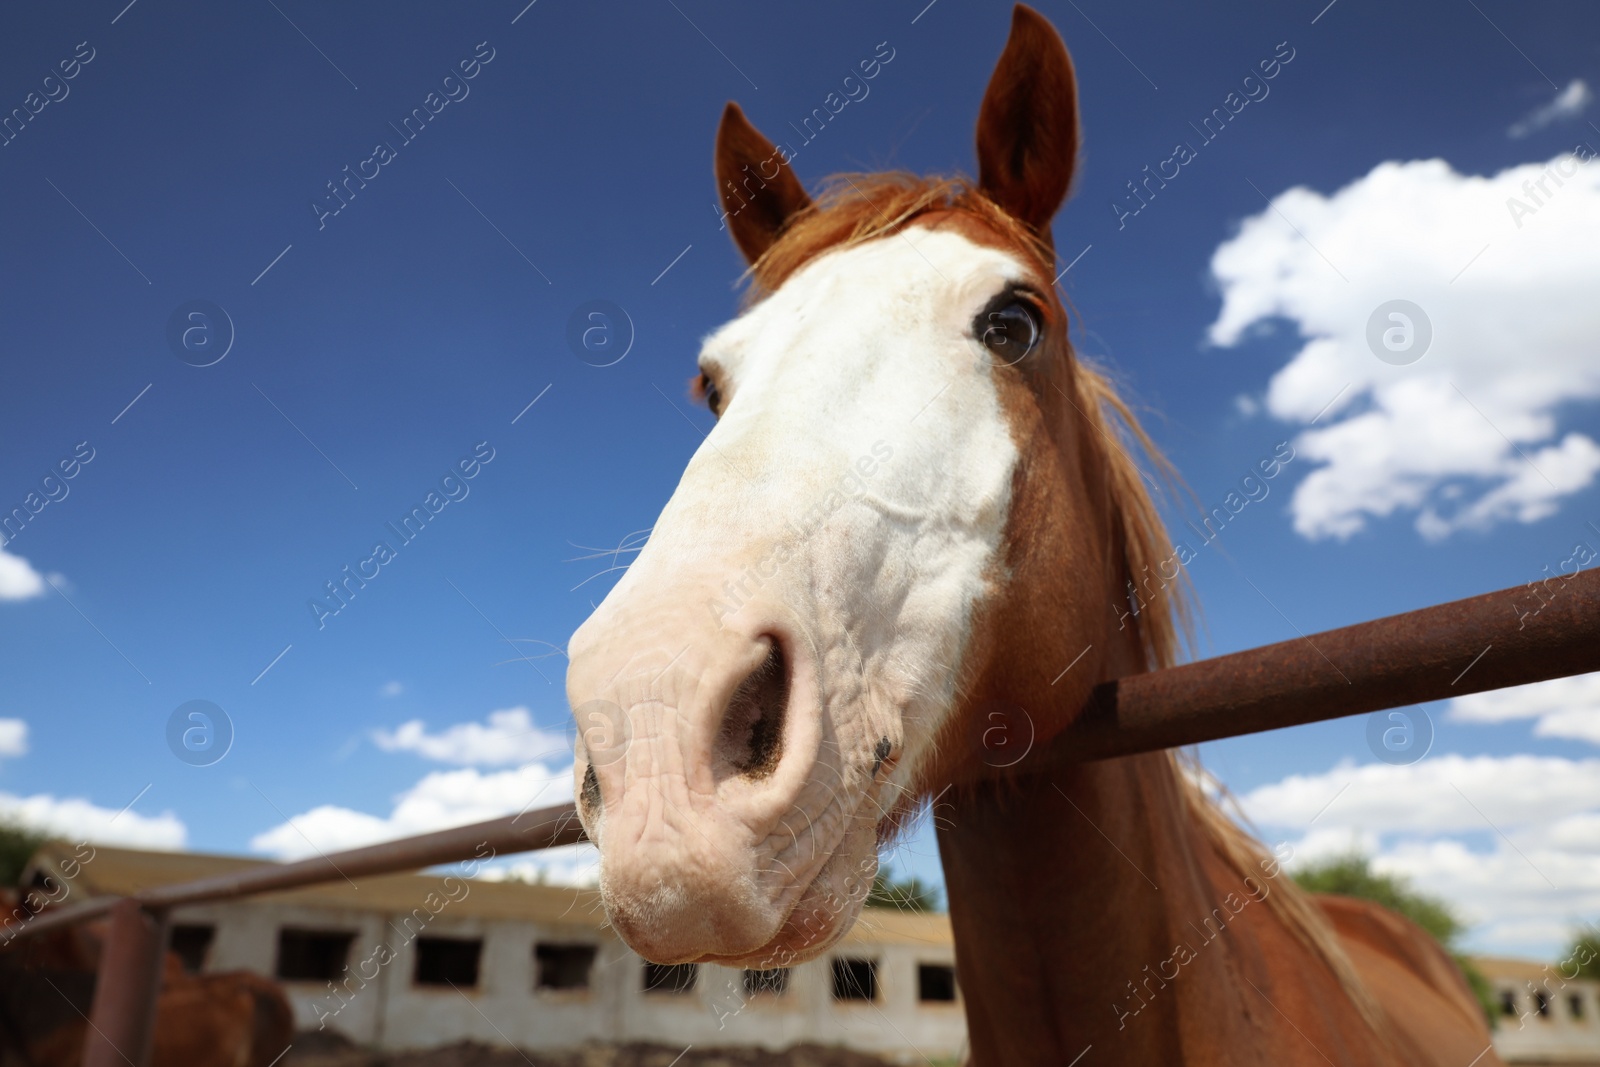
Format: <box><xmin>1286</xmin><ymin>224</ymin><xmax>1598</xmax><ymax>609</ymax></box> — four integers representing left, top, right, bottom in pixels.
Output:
<box><xmin>564</xmin><ymin>6</ymin><xmax>1501</xmax><ymax>1063</ymax></box>
<box><xmin>0</xmin><ymin>890</ymin><xmax>293</xmax><ymax>1067</ymax></box>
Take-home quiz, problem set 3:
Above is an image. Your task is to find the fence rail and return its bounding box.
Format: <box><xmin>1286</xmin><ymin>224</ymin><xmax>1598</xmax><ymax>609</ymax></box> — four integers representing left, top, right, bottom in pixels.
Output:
<box><xmin>1050</xmin><ymin>564</ymin><xmax>1600</xmax><ymax>765</ymax></box>
<box><xmin>13</xmin><ymin>801</ymin><xmax>588</xmax><ymax>940</ymax></box>
<box><xmin>10</xmin><ymin>569</ymin><xmax>1599</xmax><ymax>1067</ymax></box>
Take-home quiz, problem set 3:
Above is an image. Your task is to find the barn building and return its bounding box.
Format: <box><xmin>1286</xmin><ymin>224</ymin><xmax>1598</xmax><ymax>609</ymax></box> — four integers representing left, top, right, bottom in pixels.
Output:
<box><xmin>25</xmin><ymin>843</ymin><xmax>1599</xmax><ymax>1065</ymax></box>
<box><xmin>1473</xmin><ymin>956</ymin><xmax>1600</xmax><ymax>1066</ymax></box>
<box><xmin>23</xmin><ymin>842</ymin><xmax>968</xmax><ymax>1063</ymax></box>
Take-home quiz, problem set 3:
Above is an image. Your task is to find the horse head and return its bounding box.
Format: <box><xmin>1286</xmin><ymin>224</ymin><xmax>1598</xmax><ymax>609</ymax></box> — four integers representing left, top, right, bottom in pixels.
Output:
<box><xmin>566</xmin><ymin>5</ymin><xmax>1164</xmax><ymax>967</ymax></box>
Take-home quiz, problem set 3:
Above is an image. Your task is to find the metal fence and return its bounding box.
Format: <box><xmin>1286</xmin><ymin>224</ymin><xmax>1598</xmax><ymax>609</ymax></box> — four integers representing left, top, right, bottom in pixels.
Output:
<box><xmin>14</xmin><ymin>569</ymin><xmax>1600</xmax><ymax>1067</ymax></box>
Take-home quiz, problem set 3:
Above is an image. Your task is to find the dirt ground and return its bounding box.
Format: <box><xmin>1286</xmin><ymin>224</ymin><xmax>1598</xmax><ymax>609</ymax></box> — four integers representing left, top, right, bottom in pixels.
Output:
<box><xmin>282</xmin><ymin>1031</ymin><xmax>895</xmax><ymax>1067</ymax></box>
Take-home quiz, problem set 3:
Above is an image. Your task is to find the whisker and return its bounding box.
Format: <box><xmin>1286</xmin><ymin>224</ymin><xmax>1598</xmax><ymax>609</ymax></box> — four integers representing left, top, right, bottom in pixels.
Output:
<box><xmin>490</xmin><ymin>653</ymin><xmax>563</xmax><ymax>671</ymax></box>
<box><xmin>563</xmin><ymin>528</ymin><xmax>654</xmax><ymax>563</ymax></box>
<box><xmin>571</xmin><ymin>563</ymin><xmax>633</xmax><ymax>592</ymax></box>
<box><xmin>496</xmin><ymin>639</ymin><xmax>569</xmax><ymax>660</ymax></box>
<box><xmin>562</xmin><ymin>541</ymin><xmax>648</xmax><ymax>563</ymax></box>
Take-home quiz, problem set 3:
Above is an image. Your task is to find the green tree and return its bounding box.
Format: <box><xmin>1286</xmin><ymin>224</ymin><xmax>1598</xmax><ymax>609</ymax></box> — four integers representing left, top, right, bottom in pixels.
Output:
<box><xmin>1561</xmin><ymin>931</ymin><xmax>1600</xmax><ymax>981</ymax></box>
<box><xmin>865</xmin><ymin>870</ymin><xmax>941</xmax><ymax>912</ymax></box>
<box><xmin>1293</xmin><ymin>852</ymin><xmax>1463</xmax><ymax>942</ymax></box>
<box><xmin>1292</xmin><ymin>852</ymin><xmax>1496</xmax><ymax>1026</ymax></box>
<box><xmin>0</xmin><ymin>820</ymin><xmax>47</xmax><ymax>887</ymax></box>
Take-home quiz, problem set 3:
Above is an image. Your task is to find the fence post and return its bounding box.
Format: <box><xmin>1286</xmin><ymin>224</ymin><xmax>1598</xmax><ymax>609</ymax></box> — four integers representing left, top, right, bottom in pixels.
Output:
<box><xmin>80</xmin><ymin>898</ymin><xmax>168</xmax><ymax>1067</ymax></box>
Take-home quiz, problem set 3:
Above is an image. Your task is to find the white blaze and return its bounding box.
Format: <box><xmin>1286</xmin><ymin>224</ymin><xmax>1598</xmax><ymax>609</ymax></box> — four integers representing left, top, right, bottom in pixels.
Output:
<box><xmin>566</xmin><ymin>225</ymin><xmax>1030</xmax><ymax>964</ymax></box>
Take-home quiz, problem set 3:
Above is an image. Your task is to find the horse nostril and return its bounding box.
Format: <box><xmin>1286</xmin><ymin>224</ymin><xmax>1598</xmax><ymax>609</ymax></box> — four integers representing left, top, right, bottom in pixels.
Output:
<box><xmin>718</xmin><ymin>641</ymin><xmax>789</xmax><ymax>778</ymax></box>
<box><xmin>581</xmin><ymin>763</ymin><xmax>602</xmax><ymax>814</ymax></box>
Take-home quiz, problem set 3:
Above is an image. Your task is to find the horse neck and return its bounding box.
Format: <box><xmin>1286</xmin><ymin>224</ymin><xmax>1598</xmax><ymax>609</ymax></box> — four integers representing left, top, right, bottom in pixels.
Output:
<box><xmin>926</xmin><ymin>387</ymin><xmax>1170</xmax><ymax>1048</ymax></box>
<box><xmin>937</xmin><ymin>742</ymin><xmax>1261</xmax><ymax>1061</ymax></box>
<box><xmin>927</xmin><ymin>366</ymin><xmax>1407</xmax><ymax>1063</ymax></box>
<box><xmin>936</xmin><ymin>634</ymin><xmax>1393</xmax><ymax>1065</ymax></box>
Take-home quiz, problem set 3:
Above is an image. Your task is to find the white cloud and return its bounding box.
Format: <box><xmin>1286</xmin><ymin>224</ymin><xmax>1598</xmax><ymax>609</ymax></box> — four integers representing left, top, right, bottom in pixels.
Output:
<box><xmin>0</xmin><ymin>790</ymin><xmax>186</xmax><ymax>850</ymax></box>
<box><xmin>249</xmin><ymin>758</ymin><xmax>578</xmax><ymax>864</ymax></box>
<box><xmin>0</xmin><ymin>545</ymin><xmax>46</xmax><ymax>600</ymax></box>
<box><xmin>258</xmin><ymin>707</ymin><xmax>590</xmax><ymax>880</ymax></box>
<box><xmin>379</xmin><ymin>681</ymin><xmax>404</xmax><ymax>698</ymax></box>
<box><xmin>478</xmin><ymin>845</ymin><xmax>599</xmax><ymax>888</ymax></box>
<box><xmin>1243</xmin><ymin>753</ymin><xmax>1600</xmax><ymax>832</ymax></box>
<box><xmin>372</xmin><ymin>706</ymin><xmax>571</xmax><ymax>766</ymax></box>
<box><xmin>1449</xmin><ymin>672</ymin><xmax>1600</xmax><ymax>744</ymax></box>
<box><xmin>1207</xmin><ymin>153</ymin><xmax>1600</xmax><ymax>540</ymax></box>
<box><xmin>1509</xmin><ymin>79</ymin><xmax>1593</xmax><ymax>139</ymax></box>
<box><xmin>1240</xmin><ymin>754</ymin><xmax>1600</xmax><ymax>956</ymax></box>
<box><xmin>0</xmin><ymin>720</ymin><xmax>27</xmax><ymax>758</ymax></box>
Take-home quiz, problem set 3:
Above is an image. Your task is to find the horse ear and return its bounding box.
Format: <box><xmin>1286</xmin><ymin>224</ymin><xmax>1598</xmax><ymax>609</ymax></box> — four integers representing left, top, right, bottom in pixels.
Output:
<box><xmin>975</xmin><ymin>4</ymin><xmax>1080</xmax><ymax>237</ymax></box>
<box><xmin>716</xmin><ymin>102</ymin><xmax>812</xmax><ymax>265</ymax></box>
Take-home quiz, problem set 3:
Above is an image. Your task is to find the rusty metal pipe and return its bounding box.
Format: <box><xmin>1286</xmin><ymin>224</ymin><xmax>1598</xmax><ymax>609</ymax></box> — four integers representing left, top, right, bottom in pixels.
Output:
<box><xmin>12</xmin><ymin>802</ymin><xmax>586</xmax><ymax>940</ymax></box>
<box><xmin>136</xmin><ymin>800</ymin><xmax>586</xmax><ymax>908</ymax></box>
<box><xmin>1039</xmin><ymin>565</ymin><xmax>1600</xmax><ymax>766</ymax></box>
<box><xmin>79</xmin><ymin>899</ymin><xmax>168</xmax><ymax>1067</ymax></box>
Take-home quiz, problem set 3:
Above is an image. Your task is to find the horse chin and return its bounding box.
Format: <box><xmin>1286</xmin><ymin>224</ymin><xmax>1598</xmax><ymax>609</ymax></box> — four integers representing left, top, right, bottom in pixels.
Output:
<box><xmin>689</xmin><ymin>843</ymin><xmax>871</xmax><ymax>968</ymax></box>
<box><xmin>695</xmin><ymin>784</ymin><xmax>925</xmax><ymax>967</ymax></box>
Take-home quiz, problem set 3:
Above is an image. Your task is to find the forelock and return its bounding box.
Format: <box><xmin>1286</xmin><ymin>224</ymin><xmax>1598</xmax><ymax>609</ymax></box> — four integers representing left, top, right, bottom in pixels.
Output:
<box><xmin>744</xmin><ymin>173</ymin><xmax>1056</xmax><ymax>303</ymax></box>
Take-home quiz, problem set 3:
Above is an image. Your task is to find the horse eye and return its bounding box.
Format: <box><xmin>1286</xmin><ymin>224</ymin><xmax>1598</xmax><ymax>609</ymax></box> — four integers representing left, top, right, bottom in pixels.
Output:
<box><xmin>980</xmin><ymin>300</ymin><xmax>1041</xmax><ymax>366</ymax></box>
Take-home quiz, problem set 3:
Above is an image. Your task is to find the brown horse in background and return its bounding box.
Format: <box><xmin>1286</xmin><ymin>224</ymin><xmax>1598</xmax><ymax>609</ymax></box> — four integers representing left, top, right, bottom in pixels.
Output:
<box><xmin>563</xmin><ymin>5</ymin><xmax>1501</xmax><ymax>1063</ymax></box>
<box><xmin>0</xmin><ymin>891</ymin><xmax>292</xmax><ymax>1067</ymax></box>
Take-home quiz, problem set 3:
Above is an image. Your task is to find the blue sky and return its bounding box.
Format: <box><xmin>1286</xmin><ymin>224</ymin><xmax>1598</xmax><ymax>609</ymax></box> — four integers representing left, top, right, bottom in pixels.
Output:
<box><xmin>2</xmin><ymin>0</ymin><xmax>1597</xmax><ymax>959</ymax></box>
